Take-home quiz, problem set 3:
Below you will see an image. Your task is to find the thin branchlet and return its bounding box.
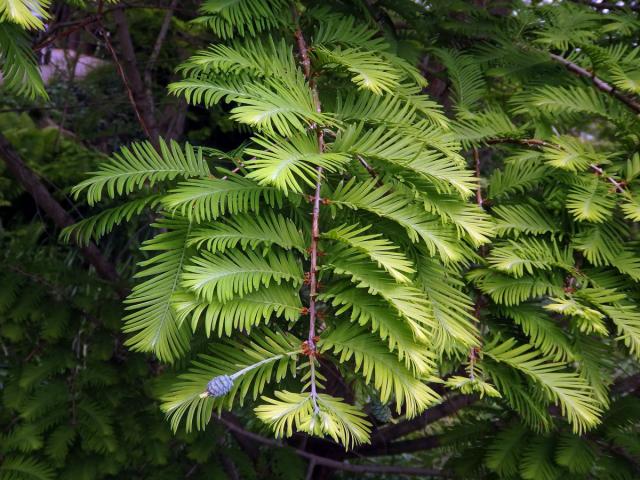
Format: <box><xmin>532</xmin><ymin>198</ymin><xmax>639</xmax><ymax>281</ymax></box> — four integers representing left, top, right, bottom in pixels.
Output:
<box><xmin>293</xmin><ymin>6</ymin><xmax>323</xmax><ymax>412</ymax></box>
<box><xmin>487</xmin><ymin>137</ymin><xmax>627</xmax><ymax>193</ymax></box>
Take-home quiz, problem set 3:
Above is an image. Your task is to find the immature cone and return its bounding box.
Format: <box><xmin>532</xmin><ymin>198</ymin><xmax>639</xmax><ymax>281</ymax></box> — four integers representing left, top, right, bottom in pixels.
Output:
<box><xmin>369</xmin><ymin>397</ymin><xmax>393</xmax><ymax>424</ymax></box>
<box><xmin>200</xmin><ymin>375</ymin><xmax>234</xmax><ymax>398</ymax></box>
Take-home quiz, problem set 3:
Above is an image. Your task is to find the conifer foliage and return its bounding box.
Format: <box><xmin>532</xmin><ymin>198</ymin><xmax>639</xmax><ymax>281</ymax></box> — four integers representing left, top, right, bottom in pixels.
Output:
<box><xmin>3</xmin><ymin>0</ymin><xmax>639</xmax><ymax>477</ymax></box>
<box><xmin>373</xmin><ymin>1</ymin><xmax>640</xmax><ymax>477</ymax></box>
<box><xmin>69</xmin><ymin>0</ymin><xmax>495</xmax><ymax>447</ymax></box>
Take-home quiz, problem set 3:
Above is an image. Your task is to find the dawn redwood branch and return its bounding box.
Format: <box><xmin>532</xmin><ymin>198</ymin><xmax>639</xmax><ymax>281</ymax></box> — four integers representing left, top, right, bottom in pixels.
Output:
<box><xmin>293</xmin><ymin>8</ymin><xmax>323</xmax><ymax>408</ymax></box>
<box><xmin>0</xmin><ymin>133</ymin><xmax>125</xmax><ymax>297</ymax></box>
<box><xmin>355</xmin><ymin>434</ymin><xmax>441</xmax><ymax>457</ymax></box>
<box><xmin>218</xmin><ymin>416</ymin><xmax>451</xmax><ymax>477</ymax></box>
<box><xmin>32</xmin><ymin>2</ymin><xmax>185</xmax><ymax>53</ymax></box>
<box><xmin>220</xmin><ymin>412</ymin><xmax>261</xmax><ymax>461</ymax></box>
<box><xmin>549</xmin><ymin>53</ymin><xmax>640</xmax><ymax>114</ymax></box>
<box><xmin>487</xmin><ymin>138</ymin><xmax>627</xmax><ymax>192</ymax></box>
<box><xmin>362</xmin><ymin>385</ymin><xmax>640</xmax><ymax>459</ymax></box>
<box><xmin>473</xmin><ymin>147</ymin><xmax>484</xmax><ymax>207</ymax></box>
<box><xmin>369</xmin><ymin>395</ymin><xmax>476</xmax><ymax>446</ymax></box>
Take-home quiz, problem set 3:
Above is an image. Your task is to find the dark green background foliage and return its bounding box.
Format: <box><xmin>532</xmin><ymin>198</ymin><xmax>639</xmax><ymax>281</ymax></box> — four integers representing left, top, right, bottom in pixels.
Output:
<box><xmin>1</xmin><ymin>0</ymin><xmax>639</xmax><ymax>479</ymax></box>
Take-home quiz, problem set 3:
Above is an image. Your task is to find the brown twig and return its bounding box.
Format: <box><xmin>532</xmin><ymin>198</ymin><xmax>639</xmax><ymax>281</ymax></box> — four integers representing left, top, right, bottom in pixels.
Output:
<box><xmin>8</xmin><ymin>264</ymin><xmax>65</xmax><ymax>297</ymax></box>
<box><xmin>0</xmin><ymin>133</ymin><xmax>125</xmax><ymax>297</ymax></box>
<box><xmin>487</xmin><ymin>137</ymin><xmax>627</xmax><ymax>193</ymax></box>
<box><xmin>293</xmin><ymin>7</ymin><xmax>324</xmax><ymax>410</ymax></box>
<box><xmin>368</xmin><ymin>395</ymin><xmax>476</xmax><ymax>447</ymax></box>
<box><xmin>220</xmin><ymin>162</ymin><xmax>245</xmax><ymax>180</ymax></box>
<box><xmin>99</xmin><ymin>7</ymin><xmax>160</xmax><ymax>142</ymax></box>
<box><xmin>356</xmin><ymin>154</ymin><xmax>386</xmax><ymax>188</ymax></box>
<box><xmin>550</xmin><ymin>53</ymin><xmax>640</xmax><ymax>114</ymax></box>
<box><xmin>473</xmin><ymin>147</ymin><xmax>484</xmax><ymax>208</ymax></box>
<box><xmin>143</xmin><ymin>0</ymin><xmax>179</xmax><ymax>99</ymax></box>
<box><xmin>32</xmin><ymin>15</ymin><xmax>102</xmax><ymax>51</ymax></box>
<box><xmin>218</xmin><ymin>416</ymin><xmax>451</xmax><ymax>477</ymax></box>
<box><xmin>92</xmin><ymin>23</ymin><xmax>154</xmax><ymax>140</ymax></box>
<box><xmin>590</xmin><ymin>163</ymin><xmax>627</xmax><ymax>193</ymax></box>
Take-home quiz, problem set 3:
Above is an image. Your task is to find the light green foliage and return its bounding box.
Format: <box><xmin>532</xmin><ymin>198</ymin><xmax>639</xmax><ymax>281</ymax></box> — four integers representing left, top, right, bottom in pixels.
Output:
<box><xmin>0</xmin><ymin>0</ymin><xmax>49</xmax><ymax>99</ymax></box>
<box><xmin>254</xmin><ymin>391</ymin><xmax>371</xmax><ymax>449</ymax></box>
<box><xmin>163</xmin><ymin>327</ymin><xmax>301</xmax><ymax>431</ymax></box>
<box><xmin>122</xmin><ymin>217</ymin><xmax>193</xmax><ymax>362</ymax></box>
<box><xmin>0</xmin><ymin>0</ymin><xmax>50</xmax><ymax>30</ymax></box>
<box><xmin>72</xmin><ymin>139</ymin><xmax>210</xmax><ymax>205</ymax></box>
<box><xmin>62</xmin><ymin>0</ymin><xmax>640</xmax><ymax>471</ymax></box>
<box><xmin>318</xmin><ymin>323</ymin><xmax>439</xmax><ymax>416</ymax></box>
<box><xmin>381</xmin><ymin>1</ymin><xmax>640</xmax><ymax>477</ymax></box>
<box><xmin>321</xmin><ymin>223</ymin><xmax>415</xmax><ymax>283</ymax></box>
<box><xmin>0</xmin><ymin>23</ymin><xmax>47</xmax><ymax>99</ymax></box>
<box><xmin>72</xmin><ymin>0</ymin><xmax>491</xmax><ymax>449</ymax></box>
<box><xmin>485</xmin><ymin>339</ymin><xmax>601</xmax><ymax>434</ymax></box>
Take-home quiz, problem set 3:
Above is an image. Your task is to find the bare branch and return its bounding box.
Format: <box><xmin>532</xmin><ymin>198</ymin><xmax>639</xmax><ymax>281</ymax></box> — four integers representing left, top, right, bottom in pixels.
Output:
<box><xmin>0</xmin><ymin>133</ymin><xmax>125</xmax><ymax>297</ymax></box>
<box><xmin>101</xmin><ymin>7</ymin><xmax>160</xmax><ymax>142</ymax></box>
<box><xmin>32</xmin><ymin>15</ymin><xmax>102</xmax><ymax>51</ymax></box>
<box><xmin>550</xmin><ymin>53</ymin><xmax>640</xmax><ymax>114</ymax></box>
<box><xmin>144</xmin><ymin>0</ymin><xmax>179</xmax><ymax>89</ymax></box>
<box><xmin>356</xmin><ymin>434</ymin><xmax>441</xmax><ymax>457</ymax></box>
<box><xmin>487</xmin><ymin>137</ymin><xmax>627</xmax><ymax>193</ymax></box>
<box><xmin>218</xmin><ymin>416</ymin><xmax>451</xmax><ymax>477</ymax></box>
<box><xmin>368</xmin><ymin>395</ymin><xmax>476</xmax><ymax>446</ymax></box>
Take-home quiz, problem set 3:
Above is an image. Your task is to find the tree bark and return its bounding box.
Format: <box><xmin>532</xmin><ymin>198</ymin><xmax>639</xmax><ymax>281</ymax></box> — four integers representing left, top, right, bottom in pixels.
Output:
<box><xmin>0</xmin><ymin>133</ymin><xmax>125</xmax><ymax>297</ymax></box>
<box><xmin>550</xmin><ymin>53</ymin><xmax>640</xmax><ymax>114</ymax></box>
<box><xmin>368</xmin><ymin>395</ymin><xmax>476</xmax><ymax>447</ymax></box>
<box><xmin>356</xmin><ymin>434</ymin><xmax>441</xmax><ymax>457</ymax></box>
<box><xmin>112</xmin><ymin>7</ymin><xmax>160</xmax><ymax>143</ymax></box>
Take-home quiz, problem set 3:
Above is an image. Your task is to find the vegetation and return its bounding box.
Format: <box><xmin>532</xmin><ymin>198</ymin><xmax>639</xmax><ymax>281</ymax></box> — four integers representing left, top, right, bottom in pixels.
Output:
<box><xmin>0</xmin><ymin>0</ymin><xmax>639</xmax><ymax>479</ymax></box>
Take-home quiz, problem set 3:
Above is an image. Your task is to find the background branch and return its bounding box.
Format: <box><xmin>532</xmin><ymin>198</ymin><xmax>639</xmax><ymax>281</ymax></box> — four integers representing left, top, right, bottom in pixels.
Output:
<box><xmin>106</xmin><ymin>7</ymin><xmax>160</xmax><ymax>142</ymax></box>
<box><xmin>218</xmin><ymin>416</ymin><xmax>450</xmax><ymax>477</ymax></box>
<box><xmin>550</xmin><ymin>53</ymin><xmax>640</xmax><ymax>114</ymax></box>
<box><xmin>0</xmin><ymin>133</ymin><xmax>125</xmax><ymax>297</ymax></box>
<box><xmin>368</xmin><ymin>395</ymin><xmax>476</xmax><ymax>447</ymax></box>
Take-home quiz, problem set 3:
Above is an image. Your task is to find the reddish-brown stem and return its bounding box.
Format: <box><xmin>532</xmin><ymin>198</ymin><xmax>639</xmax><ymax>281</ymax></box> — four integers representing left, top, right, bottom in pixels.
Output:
<box><xmin>218</xmin><ymin>415</ymin><xmax>450</xmax><ymax>477</ymax></box>
<box><xmin>293</xmin><ymin>10</ymin><xmax>324</xmax><ymax>408</ymax></box>
<box><xmin>92</xmin><ymin>23</ymin><xmax>154</xmax><ymax>140</ymax></box>
<box><xmin>473</xmin><ymin>147</ymin><xmax>483</xmax><ymax>207</ymax></box>
<box><xmin>590</xmin><ymin>163</ymin><xmax>626</xmax><ymax>193</ymax></box>
<box><xmin>487</xmin><ymin>137</ymin><xmax>627</xmax><ymax>193</ymax></box>
<box><xmin>96</xmin><ymin>7</ymin><xmax>160</xmax><ymax>144</ymax></box>
<box><xmin>220</xmin><ymin>162</ymin><xmax>245</xmax><ymax>180</ymax></box>
<box><xmin>550</xmin><ymin>53</ymin><xmax>640</xmax><ymax>115</ymax></box>
<box><xmin>32</xmin><ymin>15</ymin><xmax>102</xmax><ymax>51</ymax></box>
